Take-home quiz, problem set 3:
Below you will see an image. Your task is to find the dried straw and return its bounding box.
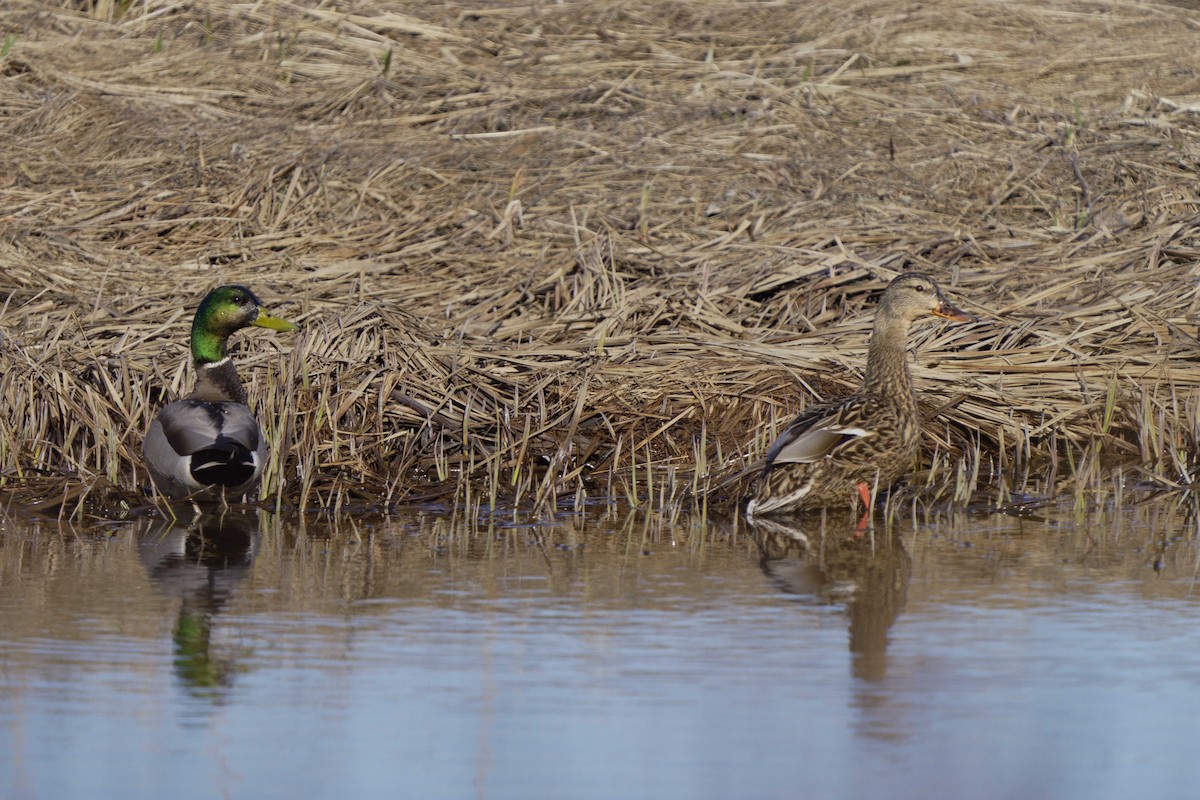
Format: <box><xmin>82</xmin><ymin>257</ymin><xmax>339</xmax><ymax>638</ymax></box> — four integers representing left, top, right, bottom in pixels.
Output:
<box><xmin>3</xmin><ymin>0</ymin><xmax>1200</xmax><ymax>516</ymax></box>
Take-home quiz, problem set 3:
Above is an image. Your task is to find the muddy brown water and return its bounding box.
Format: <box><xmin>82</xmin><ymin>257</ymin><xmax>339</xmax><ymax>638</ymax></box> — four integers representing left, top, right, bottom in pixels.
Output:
<box><xmin>2</xmin><ymin>496</ymin><xmax>1199</xmax><ymax>800</ymax></box>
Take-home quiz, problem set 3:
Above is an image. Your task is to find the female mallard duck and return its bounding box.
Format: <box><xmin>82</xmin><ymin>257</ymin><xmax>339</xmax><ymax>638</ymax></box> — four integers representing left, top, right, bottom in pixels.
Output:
<box><xmin>746</xmin><ymin>273</ymin><xmax>971</xmax><ymax>519</ymax></box>
<box><xmin>143</xmin><ymin>285</ymin><xmax>296</xmax><ymax>502</ymax></box>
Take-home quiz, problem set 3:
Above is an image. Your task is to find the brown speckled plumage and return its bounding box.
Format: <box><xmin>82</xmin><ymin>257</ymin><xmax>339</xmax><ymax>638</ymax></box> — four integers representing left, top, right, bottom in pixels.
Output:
<box><xmin>747</xmin><ymin>273</ymin><xmax>971</xmax><ymax>518</ymax></box>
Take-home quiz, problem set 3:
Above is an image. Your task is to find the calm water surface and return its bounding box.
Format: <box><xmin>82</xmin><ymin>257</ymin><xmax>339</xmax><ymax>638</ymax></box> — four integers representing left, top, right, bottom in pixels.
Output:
<box><xmin>2</xmin><ymin>497</ymin><xmax>1200</xmax><ymax>799</ymax></box>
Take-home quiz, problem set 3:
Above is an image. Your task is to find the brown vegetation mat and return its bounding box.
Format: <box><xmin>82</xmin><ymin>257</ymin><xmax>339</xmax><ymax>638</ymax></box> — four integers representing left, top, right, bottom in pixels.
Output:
<box><xmin>4</xmin><ymin>0</ymin><xmax>1200</xmax><ymax>516</ymax></box>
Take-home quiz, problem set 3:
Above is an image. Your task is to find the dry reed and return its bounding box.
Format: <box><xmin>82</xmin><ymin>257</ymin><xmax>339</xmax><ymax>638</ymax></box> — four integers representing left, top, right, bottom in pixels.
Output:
<box><xmin>3</xmin><ymin>0</ymin><xmax>1200</xmax><ymax>518</ymax></box>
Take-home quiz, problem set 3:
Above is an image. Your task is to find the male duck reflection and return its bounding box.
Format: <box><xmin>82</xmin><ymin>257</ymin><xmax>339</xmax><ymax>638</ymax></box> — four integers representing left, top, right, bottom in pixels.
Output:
<box><xmin>139</xmin><ymin>509</ymin><xmax>261</xmax><ymax>695</ymax></box>
<box><xmin>143</xmin><ymin>285</ymin><xmax>296</xmax><ymax>502</ymax></box>
<box><xmin>747</xmin><ymin>273</ymin><xmax>972</xmax><ymax>519</ymax></box>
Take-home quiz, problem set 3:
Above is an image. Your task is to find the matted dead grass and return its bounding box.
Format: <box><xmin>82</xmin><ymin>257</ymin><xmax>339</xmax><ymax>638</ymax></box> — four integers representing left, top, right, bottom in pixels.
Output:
<box><xmin>3</xmin><ymin>0</ymin><xmax>1200</xmax><ymax>517</ymax></box>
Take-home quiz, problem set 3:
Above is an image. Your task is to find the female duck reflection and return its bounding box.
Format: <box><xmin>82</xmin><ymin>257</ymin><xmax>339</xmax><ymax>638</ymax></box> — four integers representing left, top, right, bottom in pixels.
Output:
<box><xmin>138</xmin><ymin>509</ymin><xmax>261</xmax><ymax>698</ymax></box>
<box><xmin>751</xmin><ymin>515</ymin><xmax>911</xmax><ymax>685</ymax></box>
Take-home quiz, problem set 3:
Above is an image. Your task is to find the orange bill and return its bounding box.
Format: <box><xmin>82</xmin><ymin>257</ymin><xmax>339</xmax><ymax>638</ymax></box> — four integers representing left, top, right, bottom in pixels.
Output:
<box><xmin>931</xmin><ymin>299</ymin><xmax>974</xmax><ymax>322</ymax></box>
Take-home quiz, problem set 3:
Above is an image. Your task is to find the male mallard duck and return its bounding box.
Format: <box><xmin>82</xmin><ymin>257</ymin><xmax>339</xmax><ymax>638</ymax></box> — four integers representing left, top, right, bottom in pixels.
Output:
<box><xmin>746</xmin><ymin>273</ymin><xmax>971</xmax><ymax>519</ymax></box>
<box><xmin>143</xmin><ymin>285</ymin><xmax>296</xmax><ymax>502</ymax></box>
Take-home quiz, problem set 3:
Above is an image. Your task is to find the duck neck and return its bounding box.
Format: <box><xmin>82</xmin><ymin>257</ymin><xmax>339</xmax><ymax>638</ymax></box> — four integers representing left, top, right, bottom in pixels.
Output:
<box><xmin>191</xmin><ymin>321</ymin><xmax>228</xmax><ymax>365</ymax></box>
<box><xmin>863</xmin><ymin>315</ymin><xmax>915</xmax><ymax>402</ymax></box>
<box><xmin>188</xmin><ymin>356</ymin><xmax>248</xmax><ymax>404</ymax></box>
<box><xmin>188</xmin><ymin>321</ymin><xmax>248</xmax><ymax>403</ymax></box>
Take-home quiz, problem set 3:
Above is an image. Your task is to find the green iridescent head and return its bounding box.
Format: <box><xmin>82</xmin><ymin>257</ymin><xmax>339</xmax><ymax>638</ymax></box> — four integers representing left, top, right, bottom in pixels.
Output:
<box><xmin>190</xmin><ymin>284</ymin><xmax>297</xmax><ymax>364</ymax></box>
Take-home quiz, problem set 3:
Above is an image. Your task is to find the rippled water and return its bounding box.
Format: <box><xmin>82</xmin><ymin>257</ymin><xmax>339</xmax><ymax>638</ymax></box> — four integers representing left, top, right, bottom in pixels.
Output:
<box><xmin>3</xmin><ymin>497</ymin><xmax>1200</xmax><ymax>799</ymax></box>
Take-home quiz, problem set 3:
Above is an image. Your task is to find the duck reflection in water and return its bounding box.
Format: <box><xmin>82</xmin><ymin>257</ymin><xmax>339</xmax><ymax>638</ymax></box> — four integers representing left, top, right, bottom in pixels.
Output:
<box><xmin>750</xmin><ymin>513</ymin><xmax>911</xmax><ymax>684</ymax></box>
<box><xmin>138</xmin><ymin>508</ymin><xmax>261</xmax><ymax>699</ymax></box>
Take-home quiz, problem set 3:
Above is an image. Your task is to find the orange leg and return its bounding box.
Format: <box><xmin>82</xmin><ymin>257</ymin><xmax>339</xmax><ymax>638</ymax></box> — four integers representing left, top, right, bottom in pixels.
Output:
<box><xmin>854</xmin><ymin>481</ymin><xmax>872</xmax><ymax>535</ymax></box>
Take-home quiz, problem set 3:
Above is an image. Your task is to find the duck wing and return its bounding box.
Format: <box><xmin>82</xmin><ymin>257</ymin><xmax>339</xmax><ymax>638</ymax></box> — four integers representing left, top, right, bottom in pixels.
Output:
<box><xmin>144</xmin><ymin>400</ymin><xmax>265</xmax><ymax>498</ymax></box>
<box><xmin>154</xmin><ymin>401</ymin><xmax>261</xmax><ymax>456</ymax></box>
<box><xmin>765</xmin><ymin>395</ymin><xmax>888</xmax><ymax>466</ymax></box>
